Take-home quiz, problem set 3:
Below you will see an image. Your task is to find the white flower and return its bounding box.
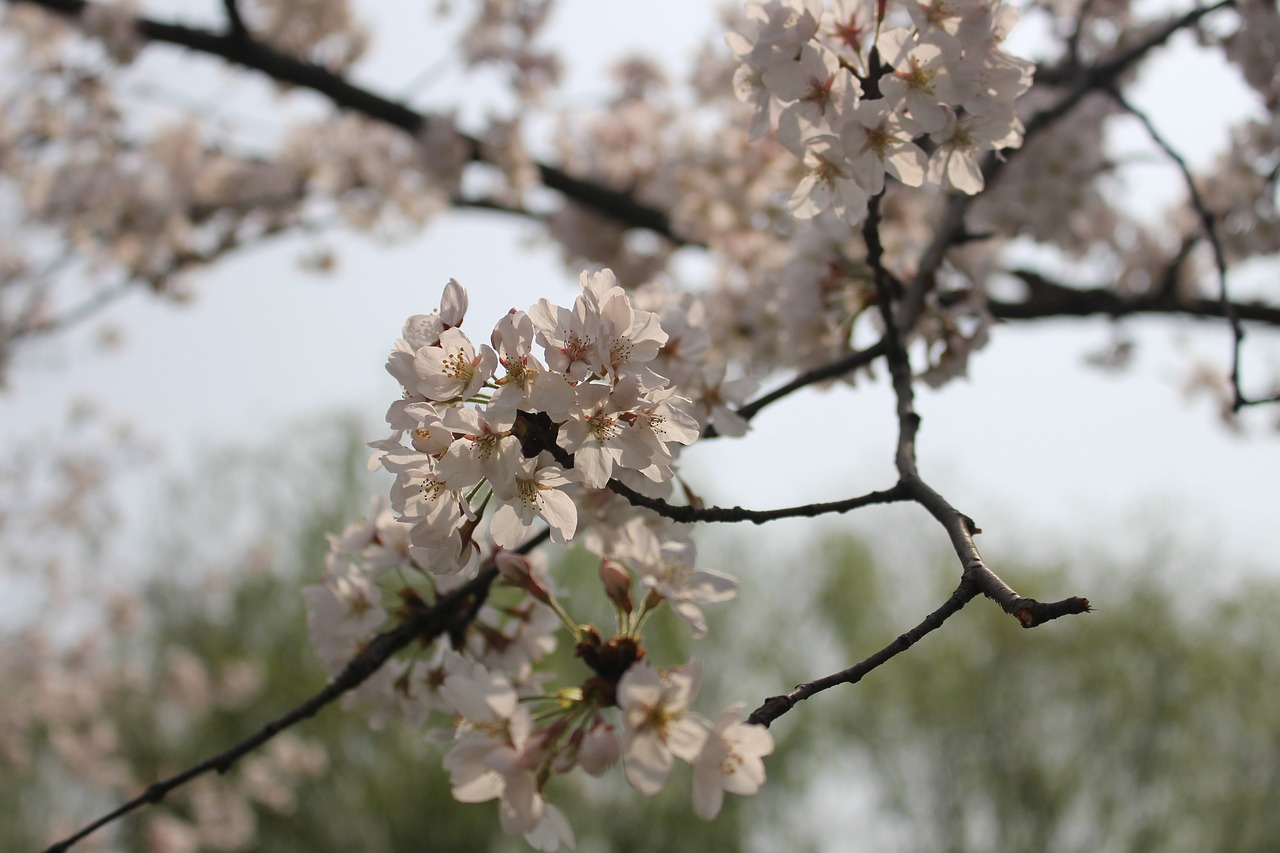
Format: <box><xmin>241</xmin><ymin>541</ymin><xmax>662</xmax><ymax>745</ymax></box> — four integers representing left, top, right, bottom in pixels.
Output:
<box><xmin>690</xmin><ymin>365</ymin><xmax>757</xmax><ymax>438</ymax></box>
<box><xmin>876</xmin><ymin>29</ymin><xmax>967</xmax><ymax>134</ymax></box>
<box><xmin>523</xmin><ymin>803</ymin><xmax>575</xmax><ymax>851</ymax></box>
<box><xmin>435</xmin><ymin>407</ymin><xmax>520</xmax><ymax>490</ymax></box>
<box><xmin>636</xmin><ymin>538</ymin><xmax>738</xmax><ymax>639</ymax></box>
<box><xmin>529</xmin><ymin>296</ymin><xmax>600</xmax><ymax>383</ymax></box>
<box><xmin>556</xmin><ymin>377</ymin><xmax>648</xmax><ymax>488</ymax></box>
<box><xmin>625</xmin><ymin>387</ymin><xmax>701</xmax><ymax>472</ymax></box>
<box><xmin>691</xmin><ymin>705</ymin><xmax>774</xmax><ymax>820</ymax></box>
<box><xmin>577</xmin><ymin>720</ymin><xmax>622</xmax><ymax>776</ymax></box>
<box><xmin>489</xmin><ymin>309</ymin><xmax>576</xmax><ymax>420</ymax></box>
<box><xmin>592</xmin><ymin>285</ymin><xmax>669</xmax><ymax>387</ymax></box>
<box><xmin>490</xmin><ymin>455</ymin><xmax>578</xmax><ymax>547</ymax></box>
<box><xmin>616</xmin><ymin>661</ymin><xmax>709</xmax><ymax>795</ymax></box>
<box><xmin>440</xmin><ymin>653</ymin><xmax>520</xmax><ymax>722</ymax></box>
<box><xmin>767</xmin><ymin>44</ymin><xmax>862</xmax><ymax>156</ymax></box>
<box><xmin>415</xmin><ymin>327</ymin><xmax>498</xmax><ymax>402</ymax></box>
<box><xmin>303</xmin><ymin>567</ymin><xmax>386</xmax><ymax>676</ymax></box>
<box><xmin>384</xmin><ymin>452</ymin><xmax>464</xmax><ymax>546</ymax></box>
<box><xmin>401</xmin><ymin>278</ymin><xmax>469</xmax><ymax>349</ymax></box>
<box><xmin>444</xmin><ymin>712</ymin><xmax>548</xmax><ymax>837</ymax></box>
<box><xmin>926</xmin><ymin>109</ymin><xmax>1019</xmax><ymax>194</ymax></box>
<box><xmin>840</xmin><ymin>100</ymin><xmax>928</xmax><ymax>194</ymax></box>
<box><xmin>788</xmin><ymin>134</ymin><xmax>868</xmax><ymax>222</ymax></box>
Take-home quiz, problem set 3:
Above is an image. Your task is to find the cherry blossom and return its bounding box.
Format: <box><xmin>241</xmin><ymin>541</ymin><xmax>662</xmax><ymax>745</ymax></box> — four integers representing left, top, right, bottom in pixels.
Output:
<box><xmin>616</xmin><ymin>661</ymin><xmax>709</xmax><ymax>795</ymax></box>
<box><xmin>691</xmin><ymin>705</ymin><xmax>775</xmax><ymax>820</ymax></box>
<box><xmin>788</xmin><ymin>134</ymin><xmax>869</xmax><ymax>221</ymax></box>
<box><xmin>415</xmin><ymin>327</ymin><xmax>499</xmax><ymax>402</ymax></box>
<box><xmin>489</xmin><ymin>456</ymin><xmax>578</xmax><ymax>547</ymax></box>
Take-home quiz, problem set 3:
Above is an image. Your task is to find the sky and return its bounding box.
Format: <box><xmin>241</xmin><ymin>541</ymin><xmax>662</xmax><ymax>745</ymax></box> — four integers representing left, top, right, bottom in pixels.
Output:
<box><xmin>1</xmin><ymin>0</ymin><xmax>1277</xmax><ymax>600</ymax></box>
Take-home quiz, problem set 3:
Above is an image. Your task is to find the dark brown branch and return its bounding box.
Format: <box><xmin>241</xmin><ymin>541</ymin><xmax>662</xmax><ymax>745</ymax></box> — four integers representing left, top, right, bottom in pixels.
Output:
<box><xmin>864</xmin><ymin>192</ymin><xmax>919</xmax><ymax>479</ymax></box>
<box><xmin>868</xmin><ymin>189</ymin><xmax>1090</xmax><ymax>630</ymax></box>
<box><xmin>514</xmin><ymin>409</ymin><xmax>912</xmax><ymax>524</ymax></box>
<box><xmin>222</xmin><ymin>0</ymin><xmax>247</xmax><ymax>39</ymax></box>
<box><xmin>606</xmin><ymin>478</ymin><xmax>911</xmax><ymax>525</ymax></box>
<box><xmin>42</xmin><ymin>528</ymin><xmax>551</xmax><ymax>853</ymax></box>
<box><xmin>6</xmin><ymin>0</ymin><xmax>685</xmax><ymax>243</ymax></box>
<box><xmin>903</xmin><ymin>474</ymin><xmax>1090</xmax><ymax>628</ymax></box>
<box><xmin>747</xmin><ymin>550</ymin><xmax>1090</xmax><ymax>728</ymax></box>
<box><xmin>743</xmin><ymin>196</ymin><xmax>1087</xmax><ymax>729</ymax></box>
<box><xmin>702</xmin><ymin>340</ymin><xmax>889</xmax><ymax>438</ymax></box>
<box><xmin>987</xmin><ymin>270</ymin><xmax>1280</xmax><ymax>327</ymax></box>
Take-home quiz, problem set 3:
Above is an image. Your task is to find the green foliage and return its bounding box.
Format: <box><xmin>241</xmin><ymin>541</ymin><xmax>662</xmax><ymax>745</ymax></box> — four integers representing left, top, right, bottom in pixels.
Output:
<box><xmin>793</xmin><ymin>545</ymin><xmax>1280</xmax><ymax>853</ymax></box>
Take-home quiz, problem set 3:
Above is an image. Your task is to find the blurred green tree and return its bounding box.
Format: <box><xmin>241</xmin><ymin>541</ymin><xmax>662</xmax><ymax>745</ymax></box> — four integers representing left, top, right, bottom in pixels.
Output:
<box><xmin>5</xmin><ymin>423</ymin><xmax>1276</xmax><ymax>852</ymax></box>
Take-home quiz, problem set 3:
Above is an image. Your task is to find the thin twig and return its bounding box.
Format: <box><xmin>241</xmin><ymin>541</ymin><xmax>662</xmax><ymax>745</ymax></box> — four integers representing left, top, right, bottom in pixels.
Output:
<box><xmin>982</xmin><ymin>269</ymin><xmax>1280</xmax><ymax>327</ymax></box>
<box><xmin>606</xmin><ymin>478</ymin><xmax>912</xmax><ymax>525</ymax></box>
<box><xmin>747</xmin><ymin>577</ymin><xmax>978</xmax><ymax>727</ymax></box>
<box><xmin>704</xmin><ymin>339</ymin><xmax>889</xmax><ymax>438</ymax></box>
<box><xmin>1103</xmin><ymin>85</ymin><xmax>1262</xmax><ymax>411</ymax></box>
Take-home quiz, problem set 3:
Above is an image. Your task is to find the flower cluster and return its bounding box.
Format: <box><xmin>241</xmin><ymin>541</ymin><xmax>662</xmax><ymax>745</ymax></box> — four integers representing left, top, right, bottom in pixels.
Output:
<box><xmin>304</xmin><ymin>274</ymin><xmax>770</xmax><ymax>849</ymax></box>
<box><xmin>728</xmin><ymin>0</ymin><xmax>1034</xmax><ymax>223</ymax></box>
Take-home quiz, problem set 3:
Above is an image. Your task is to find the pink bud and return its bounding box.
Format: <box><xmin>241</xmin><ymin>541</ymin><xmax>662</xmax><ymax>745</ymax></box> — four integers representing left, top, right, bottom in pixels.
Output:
<box><xmin>578</xmin><ymin>721</ymin><xmax>621</xmax><ymax>776</ymax></box>
<box><xmin>496</xmin><ymin>551</ymin><xmax>552</xmax><ymax>605</ymax></box>
<box><xmin>598</xmin><ymin>557</ymin><xmax>633</xmax><ymax>613</ymax></box>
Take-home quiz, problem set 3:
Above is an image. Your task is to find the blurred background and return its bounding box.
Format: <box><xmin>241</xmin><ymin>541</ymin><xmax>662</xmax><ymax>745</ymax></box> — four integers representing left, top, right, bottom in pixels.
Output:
<box><xmin>1</xmin><ymin>1</ymin><xmax>1278</xmax><ymax>851</ymax></box>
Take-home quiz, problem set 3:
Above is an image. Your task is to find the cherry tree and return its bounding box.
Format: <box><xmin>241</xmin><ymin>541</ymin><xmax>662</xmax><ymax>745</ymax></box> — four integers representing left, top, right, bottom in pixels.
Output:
<box><xmin>2</xmin><ymin>0</ymin><xmax>1278</xmax><ymax>850</ymax></box>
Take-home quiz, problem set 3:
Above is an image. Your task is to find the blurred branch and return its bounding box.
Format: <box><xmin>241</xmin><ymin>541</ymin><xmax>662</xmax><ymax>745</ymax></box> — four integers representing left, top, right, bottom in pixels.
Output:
<box><xmin>1102</xmin><ymin>85</ymin><xmax>1279</xmax><ymax>411</ymax></box>
<box><xmin>222</xmin><ymin>0</ymin><xmax>247</xmax><ymax>39</ymax></box>
<box><xmin>42</xmin><ymin>528</ymin><xmax>551</xmax><ymax>853</ymax></box>
<box><xmin>902</xmin><ymin>0</ymin><xmax>1237</xmax><ymax>331</ymax></box>
<box><xmin>5</xmin><ymin>0</ymin><xmax>686</xmax><ymax>244</ymax></box>
<box><xmin>3</xmin><ymin>192</ymin><xmax>540</xmax><ymax>345</ymax></box>
<box><xmin>985</xmin><ymin>270</ymin><xmax>1280</xmax><ymax>328</ymax></box>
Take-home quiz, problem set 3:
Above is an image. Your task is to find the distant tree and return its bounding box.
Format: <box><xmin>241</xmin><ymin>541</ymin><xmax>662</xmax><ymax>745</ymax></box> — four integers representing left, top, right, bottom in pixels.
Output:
<box><xmin>4</xmin><ymin>433</ymin><xmax>1275</xmax><ymax>851</ymax></box>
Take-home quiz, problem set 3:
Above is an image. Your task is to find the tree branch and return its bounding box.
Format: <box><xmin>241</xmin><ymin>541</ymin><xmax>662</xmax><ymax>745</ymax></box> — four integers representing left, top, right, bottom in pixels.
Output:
<box><xmin>41</xmin><ymin>528</ymin><xmax>551</xmax><ymax>853</ymax></box>
<box><xmin>869</xmin><ymin>191</ymin><xmax>1090</xmax><ymax>628</ymax></box>
<box><xmin>1102</xmin><ymin>85</ymin><xmax>1271</xmax><ymax>411</ymax></box>
<box><xmin>987</xmin><ymin>270</ymin><xmax>1280</xmax><ymax>327</ymax></box>
<box><xmin>606</xmin><ymin>478</ymin><xmax>912</xmax><ymax>525</ymax></box>
<box><xmin>702</xmin><ymin>339</ymin><xmax>889</xmax><ymax>438</ymax></box>
<box><xmin>747</xmin><ymin>576</ymin><xmax>978</xmax><ymax>727</ymax></box>
<box><xmin>222</xmin><ymin>0</ymin><xmax>247</xmax><ymax>40</ymax></box>
<box><xmin>5</xmin><ymin>0</ymin><xmax>685</xmax><ymax>243</ymax></box>
<box><xmin>901</xmin><ymin>0</ymin><xmax>1237</xmax><ymax>331</ymax></box>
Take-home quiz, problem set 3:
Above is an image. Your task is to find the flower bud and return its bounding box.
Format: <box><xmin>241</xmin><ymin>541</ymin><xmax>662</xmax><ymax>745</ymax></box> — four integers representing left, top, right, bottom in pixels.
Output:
<box><xmin>598</xmin><ymin>557</ymin><xmax>633</xmax><ymax>613</ymax></box>
<box><xmin>496</xmin><ymin>551</ymin><xmax>551</xmax><ymax>605</ymax></box>
<box><xmin>578</xmin><ymin>720</ymin><xmax>621</xmax><ymax>776</ymax></box>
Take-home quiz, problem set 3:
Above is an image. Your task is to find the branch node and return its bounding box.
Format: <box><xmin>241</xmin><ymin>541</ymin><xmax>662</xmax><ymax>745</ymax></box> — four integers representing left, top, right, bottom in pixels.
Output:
<box><xmin>1013</xmin><ymin>596</ymin><xmax>1093</xmax><ymax>628</ymax></box>
<box><xmin>746</xmin><ymin>695</ymin><xmax>793</xmax><ymax>728</ymax></box>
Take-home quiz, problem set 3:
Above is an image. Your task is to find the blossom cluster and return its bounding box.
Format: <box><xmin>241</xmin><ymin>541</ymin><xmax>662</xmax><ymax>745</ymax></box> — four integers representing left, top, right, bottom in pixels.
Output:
<box><xmin>304</xmin><ymin>274</ymin><xmax>769</xmax><ymax>849</ymax></box>
<box><xmin>728</xmin><ymin>0</ymin><xmax>1034</xmax><ymax>223</ymax></box>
